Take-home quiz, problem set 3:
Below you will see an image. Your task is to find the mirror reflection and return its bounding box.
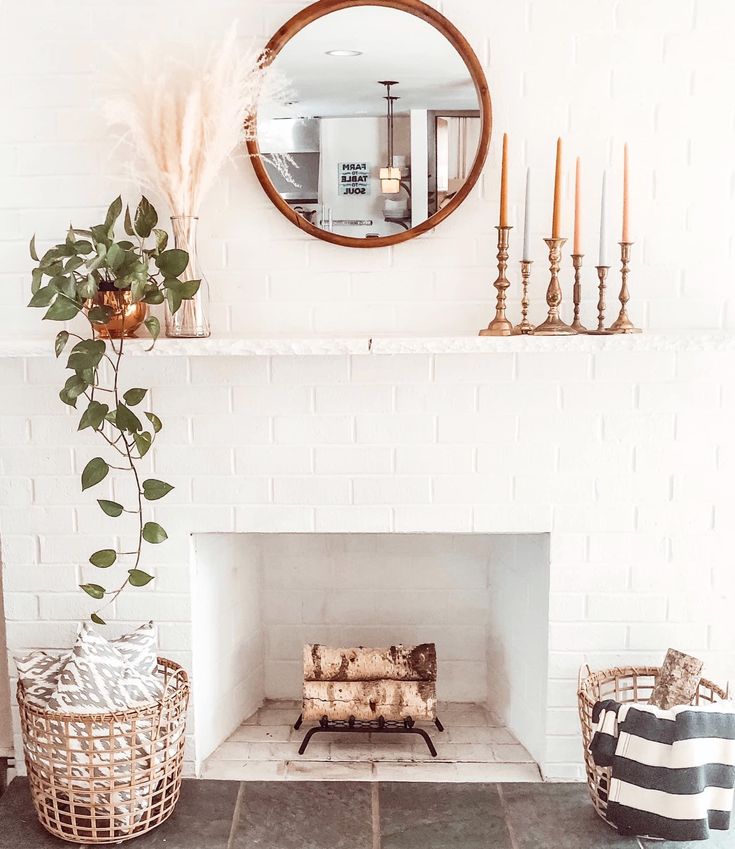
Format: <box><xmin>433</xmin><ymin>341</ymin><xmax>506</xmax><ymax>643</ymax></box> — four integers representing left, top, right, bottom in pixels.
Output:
<box><xmin>257</xmin><ymin>5</ymin><xmax>482</xmax><ymax>240</ymax></box>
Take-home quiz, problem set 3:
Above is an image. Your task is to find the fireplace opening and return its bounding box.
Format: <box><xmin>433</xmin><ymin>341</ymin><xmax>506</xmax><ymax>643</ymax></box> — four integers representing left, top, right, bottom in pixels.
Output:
<box><xmin>191</xmin><ymin>533</ymin><xmax>550</xmax><ymax>781</ymax></box>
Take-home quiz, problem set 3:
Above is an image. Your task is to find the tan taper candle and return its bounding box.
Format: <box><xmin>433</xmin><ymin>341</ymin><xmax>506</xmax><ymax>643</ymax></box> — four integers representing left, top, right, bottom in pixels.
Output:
<box><xmin>499</xmin><ymin>133</ymin><xmax>509</xmax><ymax>227</ymax></box>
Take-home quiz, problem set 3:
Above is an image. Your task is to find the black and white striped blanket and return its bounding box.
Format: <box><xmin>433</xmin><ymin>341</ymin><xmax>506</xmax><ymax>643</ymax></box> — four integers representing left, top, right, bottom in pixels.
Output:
<box><xmin>590</xmin><ymin>699</ymin><xmax>735</xmax><ymax>841</ymax></box>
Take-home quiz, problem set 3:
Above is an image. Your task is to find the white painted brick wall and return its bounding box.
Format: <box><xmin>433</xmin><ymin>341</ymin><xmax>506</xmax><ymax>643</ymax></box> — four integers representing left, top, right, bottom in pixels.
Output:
<box><xmin>1</xmin><ymin>342</ymin><xmax>734</xmax><ymax>780</ymax></box>
<box><xmin>2</xmin><ymin>1</ymin><xmax>734</xmax><ymax>338</ymax></box>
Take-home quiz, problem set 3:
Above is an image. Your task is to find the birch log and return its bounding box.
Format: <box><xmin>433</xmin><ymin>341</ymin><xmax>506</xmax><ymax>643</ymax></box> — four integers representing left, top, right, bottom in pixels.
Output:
<box><xmin>302</xmin><ymin>679</ymin><xmax>437</xmax><ymax>722</ymax></box>
<box><xmin>649</xmin><ymin>648</ymin><xmax>704</xmax><ymax>709</ymax></box>
<box><xmin>303</xmin><ymin>643</ymin><xmax>437</xmax><ymax>682</ymax></box>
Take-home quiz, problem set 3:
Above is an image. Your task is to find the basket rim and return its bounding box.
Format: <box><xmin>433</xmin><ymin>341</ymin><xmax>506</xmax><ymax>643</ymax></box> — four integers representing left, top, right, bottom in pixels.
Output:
<box><xmin>578</xmin><ymin>664</ymin><xmax>729</xmax><ymax>702</ymax></box>
<box><xmin>17</xmin><ymin>655</ymin><xmax>189</xmax><ymax>722</ymax></box>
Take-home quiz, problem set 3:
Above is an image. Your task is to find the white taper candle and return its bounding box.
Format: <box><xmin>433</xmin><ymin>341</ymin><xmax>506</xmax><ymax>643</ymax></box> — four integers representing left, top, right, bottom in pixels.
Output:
<box><xmin>522</xmin><ymin>167</ymin><xmax>531</xmax><ymax>261</ymax></box>
<box><xmin>598</xmin><ymin>170</ymin><xmax>608</xmax><ymax>266</ymax></box>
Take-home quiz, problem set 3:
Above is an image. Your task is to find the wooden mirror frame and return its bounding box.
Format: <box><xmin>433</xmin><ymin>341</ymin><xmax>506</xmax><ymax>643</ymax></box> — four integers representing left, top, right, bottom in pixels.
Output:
<box><xmin>246</xmin><ymin>0</ymin><xmax>492</xmax><ymax>248</ymax></box>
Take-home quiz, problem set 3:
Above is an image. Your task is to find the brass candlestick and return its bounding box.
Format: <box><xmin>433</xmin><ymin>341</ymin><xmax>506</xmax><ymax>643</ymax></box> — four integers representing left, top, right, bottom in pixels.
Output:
<box><xmin>570</xmin><ymin>254</ymin><xmax>588</xmax><ymax>333</ymax></box>
<box><xmin>534</xmin><ymin>237</ymin><xmax>577</xmax><ymax>336</ymax></box>
<box><xmin>608</xmin><ymin>241</ymin><xmax>641</xmax><ymax>333</ymax></box>
<box><xmin>479</xmin><ymin>225</ymin><xmax>514</xmax><ymax>336</ymax></box>
<box><xmin>587</xmin><ymin>266</ymin><xmax>613</xmax><ymax>335</ymax></box>
<box><xmin>513</xmin><ymin>260</ymin><xmax>534</xmax><ymax>335</ymax></box>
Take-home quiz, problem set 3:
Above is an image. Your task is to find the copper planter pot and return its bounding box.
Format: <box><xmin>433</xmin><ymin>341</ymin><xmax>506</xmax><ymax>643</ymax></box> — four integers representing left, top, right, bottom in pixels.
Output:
<box><xmin>85</xmin><ymin>288</ymin><xmax>148</xmax><ymax>338</ymax></box>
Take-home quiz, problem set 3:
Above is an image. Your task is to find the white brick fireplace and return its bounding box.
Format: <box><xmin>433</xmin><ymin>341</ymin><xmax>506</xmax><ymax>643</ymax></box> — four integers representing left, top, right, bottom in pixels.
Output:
<box><xmin>2</xmin><ymin>333</ymin><xmax>734</xmax><ymax>781</ymax></box>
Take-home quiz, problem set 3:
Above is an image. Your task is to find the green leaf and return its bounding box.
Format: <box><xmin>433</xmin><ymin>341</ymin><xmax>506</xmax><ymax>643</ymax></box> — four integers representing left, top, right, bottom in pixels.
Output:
<box><xmin>145</xmin><ymin>412</ymin><xmax>162</xmax><ymax>433</ymax></box>
<box><xmin>128</xmin><ymin>569</ymin><xmax>154</xmax><ymax>587</ymax></box>
<box><xmin>44</xmin><ymin>296</ymin><xmax>80</xmax><ymax>321</ymax></box>
<box><xmin>155</xmin><ymin>248</ymin><xmax>188</xmax><ymax>277</ymax></box>
<box><xmin>50</xmin><ymin>274</ymin><xmax>75</xmax><ymax>300</ymax></box>
<box><xmin>124</xmin><ymin>205</ymin><xmax>135</xmax><ymax>236</ymax></box>
<box><xmin>134</xmin><ymin>431</ymin><xmax>152</xmax><ymax>457</ymax></box>
<box><xmin>153</xmin><ymin>228</ymin><xmax>168</xmax><ymax>253</ymax></box>
<box><xmin>31</xmin><ymin>267</ymin><xmax>44</xmax><ymax>294</ymax></box>
<box><xmin>142</xmin><ymin>521</ymin><xmax>167</xmax><ymax>544</ymax></box>
<box><xmin>130</xmin><ymin>276</ymin><xmax>147</xmax><ymax>303</ymax></box>
<box><xmin>59</xmin><ymin>387</ymin><xmax>77</xmax><ymax>407</ymax></box>
<box><xmin>28</xmin><ymin>285</ymin><xmax>57</xmax><ymax>308</ymax></box>
<box><xmin>123</xmin><ymin>387</ymin><xmax>147</xmax><ymax>406</ymax></box>
<box><xmin>54</xmin><ymin>330</ymin><xmax>70</xmax><ymax>358</ymax></box>
<box><xmin>67</xmin><ymin>339</ymin><xmax>105</xmax><ymax>372</ymax></box>
<box><xmin>143</xmin><ymin>289</ymin><xmax>164</xmax><ymax>305</ymax></box>
<box><xmin>87</xmin><ymin>244</ymin><xmax>107</xmax><ymax>272</ymax></box>
<box><xmin>64</xmin><ymin>255</ymin><xmax>84</xmax><ymax>273</ymax></box>
<box><xmin>106</xmin><ymin>242</ymin><xmax>124</xmax><ymax>272</ymax></box>
<box><xmin>78</xmin><ymin>400</ymin><xmax>108</xmax><ymax>431</ymax></box>
<box><xmin>97</xmin><ymin>499</ymin><xmax>123</xmax><ymax>517</ymax></box>
<box><xmin>81</xmin><ymin>583</ymin><xmax>105</xmax><ymax>599</ymax></box>
<box><xmin>87</xmin><ymin>305</ymin><xmax>113</xmax><ymax>324</ymax></box>
<box><xmin>81</xmin><ymin>457</ymin><xmax>109</xmax><ymax>491</ymax></box>
<box><xmin>115</xmin><ymin>402</ymin><xmax>142</xmax><ymax>433</ymax></box>
<box><xmin>73</xmin><ymin>239</ymin><xmax>94</xmax><ymax>255</ymax></box>
<box><xmin>63</xmin><ymin>374</ymin><xmax>88</xmax><ymax>401</ymax></box>
<box><xmin>91</xmin><ymin>612</ymin><xmax>106</xmax><ymax>625</ymax></box>
<box><xmin>142</xmin><ymin>478</ymin><xmax>173</xmax><ymax>500</ymax></box>
<box><xmin>104</xmin><ymin>195</ymin><xmax>123</xmax><ymax>230</ymax></box>
<box><xmin>29</xmin><ymin>234</ymin><xmax>39</xmax><ymax>261</ymax></box>
<box><xmin>164</xmin><ymin>277</ymin><xmax>200</xmax><ymax>315</ymax></box>
<box><xmin>78</xmin><ymin>274</ymin><xmax>98</xmax><ymax>299</ymax></box>
<box><xmin>144</xmin><ymin>316</ymin><xmax>160</xmax><ymax>342</ymax></box>
<box><xmin>133</xmin><ymin>196</ymin><xmax>158</xmax><ymax>238</ymax></box>
<box><xmin>164</xmin><ymin>284</ymin><xmax>183</xmax><ymax>315</ymax></box>
<box><xmin>89</xmin><ymin>549</ymin><xmax>116</xmax><ymax>568</ymax></box>
<box><xmin>90</xmin><ymin>224</ymin><xmax>112</xmax><ymax>247</ymax></box>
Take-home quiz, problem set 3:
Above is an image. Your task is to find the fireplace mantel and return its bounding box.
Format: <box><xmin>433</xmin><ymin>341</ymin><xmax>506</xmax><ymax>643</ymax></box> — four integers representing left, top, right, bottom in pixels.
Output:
<box><xmin>2</xmin><ymin>331</ymin><xmax>734</xmax><ymax>358</ymax></box>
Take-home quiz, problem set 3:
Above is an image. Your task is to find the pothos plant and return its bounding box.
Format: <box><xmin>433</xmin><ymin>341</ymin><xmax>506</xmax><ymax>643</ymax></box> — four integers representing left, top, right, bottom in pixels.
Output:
<box><xmin>27</xmin><ymin>196</ymin><xmax>200</xmax><ymax>624</ymax></box>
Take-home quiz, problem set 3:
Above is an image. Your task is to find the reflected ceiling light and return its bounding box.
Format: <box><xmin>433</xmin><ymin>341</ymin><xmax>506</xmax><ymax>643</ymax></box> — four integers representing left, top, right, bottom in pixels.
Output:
<box><xmin>379</xmin><ymin>80</ymin><xmax>401</xmax><ymax>194</ymax></box>
<box><xmin>325</xmin><ymin>49</ymin><xmax>362</xmax><ymax>57</ymax></box>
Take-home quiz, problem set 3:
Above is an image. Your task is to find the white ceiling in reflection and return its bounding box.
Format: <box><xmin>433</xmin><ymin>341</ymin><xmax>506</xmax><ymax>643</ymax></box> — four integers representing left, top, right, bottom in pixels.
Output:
<box><xmin>260</xmin><ymin>6</ymin><xmax>479</xmax><ymax>119</ymax></box>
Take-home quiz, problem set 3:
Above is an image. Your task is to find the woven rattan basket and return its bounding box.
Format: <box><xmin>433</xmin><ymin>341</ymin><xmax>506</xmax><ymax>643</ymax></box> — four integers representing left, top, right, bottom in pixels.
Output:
<box><xmin>578</xmin><ymin>664</ymin><xmax>729</xmax><ymax>827</ymax></box>
<box><xmin>18</xmin><ymin>657</ymin><xmax>189</xmax><ymax>844</ymax></box>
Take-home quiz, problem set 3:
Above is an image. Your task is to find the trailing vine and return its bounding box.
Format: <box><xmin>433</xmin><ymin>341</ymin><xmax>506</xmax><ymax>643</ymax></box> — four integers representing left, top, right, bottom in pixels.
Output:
<box><xmin>28</xmin><ymin>196</ymin><xmax>199</xmax><ymax>624</ymax></box>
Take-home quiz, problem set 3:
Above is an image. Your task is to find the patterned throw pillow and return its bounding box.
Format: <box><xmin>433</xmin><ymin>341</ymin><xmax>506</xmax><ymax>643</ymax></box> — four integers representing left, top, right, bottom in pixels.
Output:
<box><xmin>114</xmin><ymin>621</ymin><xmax>158</xmax><ymax>677</ymax></box>
<box><xmin>47</xmin><ymin>625</ymin><xmax>163</xmax><ymax>714</ymax></box>
<box><xmin>15</xmin><ymin>621</ymin><xmax>160</xmax><ymax>711</ymax></box>
<box><xmin>14</xmin><ymin>652</ymin><xmax>67</xmax><ymax>709</ymax></box>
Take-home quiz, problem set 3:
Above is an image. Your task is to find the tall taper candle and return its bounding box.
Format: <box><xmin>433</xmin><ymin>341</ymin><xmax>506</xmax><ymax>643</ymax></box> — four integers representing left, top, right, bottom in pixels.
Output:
<box><xmin>622</xmin><ymin>142</ymin><xmax>630</xmax><ymax>242</ymax></box>
<box><xmin>573</xmin><ymin>157</ymin><xmax>582</xmax><ymax>254</ymax></box>
<box><xmin>522</xmin><ymin>167</ymin><xmax>531</xmax><ymax>260</ymax></box>
<box><xmin>500</xmin><ymin>133</ymin><xmax>509</xmax><ymax>227</ymax></box>
<box><xmin>552</xmin><ymin>137</ymin><xmax>563</xmax><ymax>238</ymax></box>
<box><xmin>598</xmin><ymin>170</ymin><xmax>608</xmax><ymax>266</ymax></box>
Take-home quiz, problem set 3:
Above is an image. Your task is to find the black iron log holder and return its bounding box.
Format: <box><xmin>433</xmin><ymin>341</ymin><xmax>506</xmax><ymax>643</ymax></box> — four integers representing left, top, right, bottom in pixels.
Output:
<box><xmin>293</xmin><ymin>713</ymin><xmax>445</xmax><ymax>757</ymax></box>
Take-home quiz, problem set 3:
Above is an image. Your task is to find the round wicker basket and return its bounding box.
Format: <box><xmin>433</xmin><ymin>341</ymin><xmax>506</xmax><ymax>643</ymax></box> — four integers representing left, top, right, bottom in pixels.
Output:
<box><xmin>18</xmin><ymin>657</ymin><xmax>189</xmax><ymax>844</ymax></box>
<box><xmin>578</xmin><ymin>664</ymin><xmax>729</xmax><ymax>827</ymax></box>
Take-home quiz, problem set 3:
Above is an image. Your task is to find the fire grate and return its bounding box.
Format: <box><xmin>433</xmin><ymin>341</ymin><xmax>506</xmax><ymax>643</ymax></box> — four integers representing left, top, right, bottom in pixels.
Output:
<box><xmin>293</xmin><ymin>713</ymin><xmax>445</xmax><ymax>757</ymax></box>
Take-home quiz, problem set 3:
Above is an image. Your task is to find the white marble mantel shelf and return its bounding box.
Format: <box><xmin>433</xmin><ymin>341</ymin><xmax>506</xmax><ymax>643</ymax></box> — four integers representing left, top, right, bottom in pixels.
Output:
<box><xmin>2</xmin><ymin>331</ymin><xmax>735</xmax><ymax>358</ymax></box>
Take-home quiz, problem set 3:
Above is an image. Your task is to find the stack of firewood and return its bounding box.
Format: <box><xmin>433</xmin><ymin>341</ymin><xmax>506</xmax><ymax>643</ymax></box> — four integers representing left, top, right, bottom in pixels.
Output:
<box><xmin>302</xmin><ymin>643</ymin><xmax>438</xmax><ymax>722</ymax></box>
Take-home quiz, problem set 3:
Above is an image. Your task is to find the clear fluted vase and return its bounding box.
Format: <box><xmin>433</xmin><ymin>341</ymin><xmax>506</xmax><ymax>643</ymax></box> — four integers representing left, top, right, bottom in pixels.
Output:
<box><xmin>165</xmin><ymin>216</ymin><xmax>211</xmax><ymax>338</ymax></box>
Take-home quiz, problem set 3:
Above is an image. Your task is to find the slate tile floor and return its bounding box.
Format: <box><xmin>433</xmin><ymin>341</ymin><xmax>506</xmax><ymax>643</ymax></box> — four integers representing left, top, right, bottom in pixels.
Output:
<box><xmin>2</xmin><ymin>778</ymin><xmax>735</xmax><ymax>848</ymax></box>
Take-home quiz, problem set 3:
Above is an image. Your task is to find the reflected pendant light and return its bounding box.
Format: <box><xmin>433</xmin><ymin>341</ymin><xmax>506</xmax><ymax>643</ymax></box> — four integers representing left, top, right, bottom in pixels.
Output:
<box><xmin>379</xmin><ymin>80</ymin><xmax>401</xmax><ymax>194</ymax></box>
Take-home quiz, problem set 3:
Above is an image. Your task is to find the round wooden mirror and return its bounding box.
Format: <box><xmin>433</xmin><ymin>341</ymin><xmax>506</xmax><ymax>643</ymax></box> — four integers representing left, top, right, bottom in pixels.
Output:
<box><xmin>247</xmin><ymin>0</ymin><xmax>492</xmax><ymax>248</ymax></box>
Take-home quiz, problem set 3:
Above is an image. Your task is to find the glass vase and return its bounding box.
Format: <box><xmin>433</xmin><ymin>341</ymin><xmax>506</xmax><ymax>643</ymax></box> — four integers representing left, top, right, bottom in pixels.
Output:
<box><xmin>165</xmin><ymin>216</ymin><xmax>211</xmax><ymax>338</ymax></box>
